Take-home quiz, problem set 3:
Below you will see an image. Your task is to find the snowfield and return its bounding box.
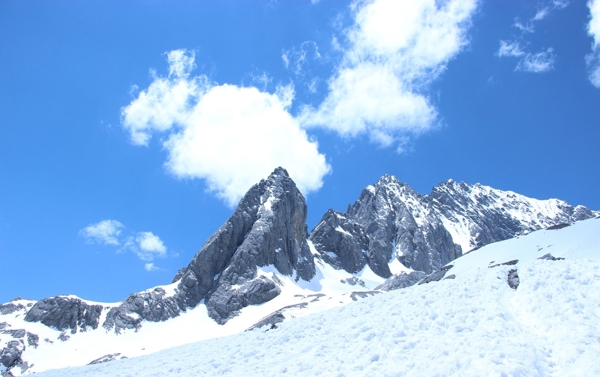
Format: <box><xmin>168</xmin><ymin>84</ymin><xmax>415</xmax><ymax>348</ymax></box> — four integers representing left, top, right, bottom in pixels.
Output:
<box><xmin>29</xmin><ymin>218</ymin><xmax>600</xmax><ymax>376</ymax></box>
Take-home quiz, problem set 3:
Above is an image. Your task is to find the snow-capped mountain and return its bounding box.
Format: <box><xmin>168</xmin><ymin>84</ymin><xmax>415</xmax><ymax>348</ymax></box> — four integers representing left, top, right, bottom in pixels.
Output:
<box><xmin>26</xmin><ymin>217</ymin><xmax>600</xmax><ymax>376</ymax></box>
<box><xmin>311</xmin><ymin>175</ymin><xmax>597</xmax><ymax>275</ymax></box>
<box><xmin>1</xmin><ymin>168</ymin><xmax>597</xmax><ymax>376</ymax></box>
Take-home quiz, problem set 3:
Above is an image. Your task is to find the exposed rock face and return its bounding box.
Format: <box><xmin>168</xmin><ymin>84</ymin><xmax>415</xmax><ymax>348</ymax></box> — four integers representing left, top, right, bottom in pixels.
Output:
<box><xmin>0</xmin><ymin>340</ymin><xmax>23</xmax><ymax>373</ymax></box>
<box><xmin>88</xmin><ymin>353</ymin><xmax>127</xmax><ymax>365</ymax></box>
<box><xmin>310</xmin><ymin>210</ymin><xmax>369</xmax><ymax>274</ymax></box>
<box><xmin>429</xmin><ymin>180</ymin><xmax>596</xmax><ymax>251</ymax></box>
<box><xmin>24</xmin><ymin>297</ymin><xmax>102</xmax><ymax>334</ymax></box>
<box><xmin>375</xmin><ymin>271</ymin><xmax>427</xmax><ymax>291</ymax></box>
<box><xmin>418</xmin><ymin>265</ymin><xmax>454</xmax><ymax>285</ymax></box>
<box><xmin>507</xmin><ymin>269</ymin><xmax>520</xmax><ymax>289</ymax></box>
<box><xmin>311</xmin><ymin>176</ymin><xmax>461</xmax><ymax>275</ymax></box>
<box><xmin>180</xmin><ymin>167</ymin><xmax>315</xmax><ymax>324</ymax></box>
<box><xmin>103</xmin><ymin>288</ymin><xmax>181</xmax><ymax>333</ymax></box>
<box><xmin>0</xmin><ymin>303</ymin><xmax>25</xmax><ymax>316</ymax></box>
<box><xmin>246</xmin><ymin>303</ymin><xmax>308</xmax><ymax>332</ymax></box>
<box><xmin>311</xmin><ymin>176</ymin><xmax>597</xmax><ymax>276</ymax></box>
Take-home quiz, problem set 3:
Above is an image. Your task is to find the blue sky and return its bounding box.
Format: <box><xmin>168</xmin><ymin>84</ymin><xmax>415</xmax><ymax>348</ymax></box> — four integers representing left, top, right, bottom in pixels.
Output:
<box><xmin>1</xmin><ymin>0</ymin><xmax>599</xmax><ymax>304</ymax></box>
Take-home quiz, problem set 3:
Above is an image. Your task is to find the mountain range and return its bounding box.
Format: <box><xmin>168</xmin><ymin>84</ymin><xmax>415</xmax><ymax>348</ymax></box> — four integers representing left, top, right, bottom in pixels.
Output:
<box><xmin>1</xmin><ymin>167</ymin><xmax>597</xmax><ymax>376</ymax></box>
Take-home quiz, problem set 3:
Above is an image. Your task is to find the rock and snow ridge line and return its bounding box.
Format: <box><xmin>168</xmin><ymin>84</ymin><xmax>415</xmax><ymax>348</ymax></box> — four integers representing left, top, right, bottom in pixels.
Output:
<box><xmin>31</xmin><ymin>217</ymin><xmax>600</xmax><ymax>377</ymax></box>
<box><xmin>1</xmin><ymin>167</ymin><xmax>597</xmax><ymax>375</ymax></box>
<box><xmin>310</xmin><ymin>175</ymin><xmax>597</xmax><ymax>275</ymax></box>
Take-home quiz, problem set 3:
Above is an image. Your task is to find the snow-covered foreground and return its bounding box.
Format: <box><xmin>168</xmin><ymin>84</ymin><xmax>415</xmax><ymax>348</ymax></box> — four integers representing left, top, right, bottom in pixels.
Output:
<box><xmin>32</xmin><ymin>218</ymin><xmax>600</xmax><ymax>376</ymax></box>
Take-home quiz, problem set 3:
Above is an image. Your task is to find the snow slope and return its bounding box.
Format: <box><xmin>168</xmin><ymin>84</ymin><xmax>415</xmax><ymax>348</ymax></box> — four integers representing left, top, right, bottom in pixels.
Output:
<box><xmin>30</xmin><ymin>217</ymin><xmax>600</xmax><ymax>376</ymax></box>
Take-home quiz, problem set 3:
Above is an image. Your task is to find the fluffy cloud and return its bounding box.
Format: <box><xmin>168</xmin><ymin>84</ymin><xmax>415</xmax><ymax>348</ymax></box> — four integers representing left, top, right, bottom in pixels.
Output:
<box><xmin>299</xmin><ymin>0</ymin><xmax>479</xmax><ymax>150</ymax></box>
<box><xmin>79</xmin><ymin>220</ymin><xmax>123</xmax><ymax>245</ymax></box>
<box><xmin>135</xmin><ymin>231</ymin><xmax>167</xmax><ymax>261</ymax></box>
<box><xmin>587</xmin><ymin>0</ymin><xmax>600</xmax><ymax>87</ymax></box>
<box><xmin>122</xmin><ymin>50</ymin><xmax>330</xmax><ymax>206</ymax></box>
<box><xmin>80</xmin><ymin>220</ymin><xmax>169</xmax><ymax>270</ymax></box>
<box><xmin>121</xmin><ymin>231</ymin><xmax>168</xmax><ymax>262</ymax></box>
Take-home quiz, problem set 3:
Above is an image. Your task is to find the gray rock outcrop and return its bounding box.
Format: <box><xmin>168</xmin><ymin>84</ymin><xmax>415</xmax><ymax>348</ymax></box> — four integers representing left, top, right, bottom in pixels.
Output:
<box><xmin>418</xmin><ymin>265</ymin><xmax>454</xmax><ymax>285</ymax></box>
<box><xmin>88</xmin><ymin>353</ymin><xmax>127</xmax><ymax>365</ymax></box>
<box><xmin>24</xmin><ymin>296</ymin><xmax>102</xmax><ymax>334</ymax></box>
<box><xmin>375</xmin><ymin>271</ymin><xmax>427</xmax><ymax>291</ymax></box>
<box><xmin>0</xmin><ymin>340</ymin><xmax>22</xmax><ymax>373</ymax></box>
<box><xmin>103</xmin><ymin>287</ymin><xmax>181</xmax><ymax>333</ymax></box>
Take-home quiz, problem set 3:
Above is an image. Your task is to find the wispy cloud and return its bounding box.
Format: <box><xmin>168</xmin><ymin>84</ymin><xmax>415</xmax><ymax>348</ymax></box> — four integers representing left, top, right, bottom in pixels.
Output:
<box><xmin>516</xmin><ymin>49</ymin><xmax>555</xmax><ymax>73</ymax></box>
<box><xmin>498</xmin><ymin>1</ymin><xmax>567</xmax><ymax>73</ymax></box>
<box><xmin>299</xmin><ymin>0</ymin><xmax>479</xmax><ymax>151</ymax></box>
<box><xmin>79</xmin><ymin>220</ymin><xmax>123</xmax><ymax>246</ymax></box>
<box><xmin>80</xmin><ymin>220</ymin><xmax>170</xmax><ymax>270</ymax></box>
<box><xmin>497</xmin><ymin>41</ymin><xmax>555</xmax><ymax>73</ymax></box>
<box><xmin>497</xmin><ymin>40</ymin><xmax>525</xmax><ymax>57</ymax></box>
<box><xmin>533</xmin><ymin>0</ymin><xmax>569</xmax><ymax>21</ymax></box>
<box><xmin>587</xmin><ymin>0</ymin><xmax>600</xmax><ymax>87</ymax></box>
<box><xmin>144</xmin><ymin>263</ymin><xmax>159</xmax><ymax>272</ymax></box>
<box><xmin>282</xmin><ymin>41</ymin><xmax>321</xmax><ymax>76</ymax></box>
<box><xmin>122</xmin><ymin>50</ymin><xmax>330</xmax><ymax>207</ymax></box>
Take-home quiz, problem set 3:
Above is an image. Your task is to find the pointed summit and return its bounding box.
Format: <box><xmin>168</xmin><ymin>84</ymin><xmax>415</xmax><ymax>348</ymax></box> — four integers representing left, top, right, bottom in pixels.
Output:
<box><xmin>175</xmin><ymin>167</ymin><xmax>315</xmax><ymax>323</ymax></box>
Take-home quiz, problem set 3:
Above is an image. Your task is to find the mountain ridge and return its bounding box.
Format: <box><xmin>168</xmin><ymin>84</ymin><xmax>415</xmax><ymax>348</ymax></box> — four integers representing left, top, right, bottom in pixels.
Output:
<box><xmin>1</xmin><ymin>168</ymin><xmax>597</xmax><ymax>375</ymax></box>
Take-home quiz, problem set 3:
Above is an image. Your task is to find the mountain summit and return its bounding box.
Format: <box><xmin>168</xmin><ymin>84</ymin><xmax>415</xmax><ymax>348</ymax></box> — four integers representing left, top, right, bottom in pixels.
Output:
<box><xmin>175</xmin><ymin>167</ymin><xmax>315</xmax><ymax>323</ymax></box>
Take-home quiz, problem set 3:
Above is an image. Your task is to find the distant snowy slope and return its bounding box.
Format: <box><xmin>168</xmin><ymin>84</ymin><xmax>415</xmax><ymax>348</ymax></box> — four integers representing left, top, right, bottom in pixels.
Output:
<box><xmin>31</xmin><ymin>218</ymin><xmax>600</xmax><ymax>377</ymax></box>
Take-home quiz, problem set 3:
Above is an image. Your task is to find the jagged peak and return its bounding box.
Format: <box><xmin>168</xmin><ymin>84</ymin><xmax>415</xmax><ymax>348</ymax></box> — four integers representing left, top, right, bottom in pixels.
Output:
<box><xmin>374</xmin><ymin>174</ymin><xmax>402</xmax><ymax>187</ymax></box>
<box><xmin>268</xmin><ymin>166</ymin><xmax>290</xmax><ymax>180</ymax></box>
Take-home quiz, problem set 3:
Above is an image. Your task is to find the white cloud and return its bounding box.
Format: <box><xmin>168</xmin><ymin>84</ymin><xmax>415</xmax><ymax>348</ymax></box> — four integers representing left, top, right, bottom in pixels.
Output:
<box><xmin>124</xmin><ymin>231</ymin><xmax>167</xmax><ymax>262</ymax></box>
<box><xmin>533</xmin><ymin>0</ymin><xmax>569</xmax><ymax>21</ymax></box>
<box><xmin>79</xmin><ymin>220</ymin><xmax>124</xmax><ymax>246</ymax></box>
<box><xmin>587</xmin><ymin>0</ymin><xmax>600</xmax><ymax>87</ymax></box>
<box><xmin>516</xmin><ymin>49</ymin><xmax>555</xmax><ymax>73</ymax></box>
<box><xmin>497</xmin><ymin>40</ymin><xmax>525</xmax><ymax>57</ymax></box>
<box><xmin>282</xmin><ymin>41</ymin><xmax>321</xmax><ymax>76</ymax></box>
<box><xmin>299</xmin><ymin>0</ymin><xmax>479</xmax><ymax>150</ymax></box>
<box><xmin>498</xmin><ymin>1</ymin><xmax>567</xmax><ymax>73</ymax></box>
<box><xmin>137</xmin><ymin>231</ymin><xmax>166</xmax><ymax>254</ymax></box>
<box><xmin>122</xmin><ymin>50</ymin><xmax>330</xmax><ymax>206</ymax></box>
<box><xmin>80</xmin><ymin>220</ymin><xmax>170</xmax><ymax>268</ymax></box>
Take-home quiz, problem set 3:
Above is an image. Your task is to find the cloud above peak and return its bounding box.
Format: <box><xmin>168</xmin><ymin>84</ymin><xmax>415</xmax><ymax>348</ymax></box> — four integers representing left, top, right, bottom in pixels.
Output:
<box><xmin>587</xmin><ymin>0</ymin><xmax>600</xmax><ymax>87</ymax></box>
<box><xmin>122</xmin><ymin>50</ymin><xmax>330</xmax><ymax>207</ymax></box>
<box><xmin>299</xmin><ymin>0</ymin><xmax>479</xmax><ymax>150</ymax></box>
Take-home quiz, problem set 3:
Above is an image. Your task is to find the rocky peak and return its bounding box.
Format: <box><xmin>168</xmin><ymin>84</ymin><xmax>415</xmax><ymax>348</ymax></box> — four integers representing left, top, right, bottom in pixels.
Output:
<box><xmin>312</xmin><ymin>175</ymin><xmax>458</xmax><ymax>276</ymax></box>
<box><xmin>312</xmin><ymin>176</ymin><xmax>597</xmax><ymax>278</ymax></box>
<box><xmin>428</xmin><ymin>180</ymin><xmax>597</xmax><ymax>251</ymax></box>
<box><xmin>175</xmin><ymin>167</ymin><xmax>315</xmax><ymax>324</ymax></box>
